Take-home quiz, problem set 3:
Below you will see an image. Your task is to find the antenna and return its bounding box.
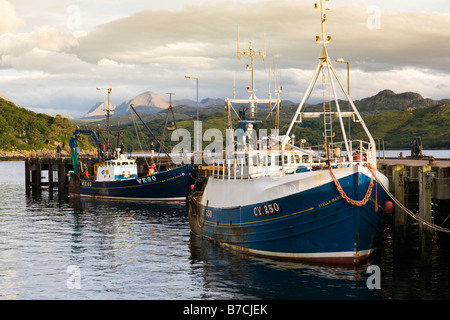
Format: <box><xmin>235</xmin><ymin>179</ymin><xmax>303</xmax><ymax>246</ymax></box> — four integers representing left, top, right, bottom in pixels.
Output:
<box><xmin>237</xmin><ymin>24</ymin><xmax>240</xmax><ymax>58</ymax></box>
<box><xmin>272</xmin><ymin>59</ymin><xmax>282</xmax><ymax>95</ymax></box>
<box><xmin>315</xmin><ymin>0</ymin><xmax>332</xmax><ymax>58</ymax></box>
<box><xmin>236</xmin><ymin>24</ymin><xmax>267</xmax><ymax>116</ymax></box>
<box><xmin>263</xmin><ymin>33</ymin><xmax>266</xmax><ymax>61</ymax></box>
<box><xmin>166</xmin><ymin>92</ymin><xmax>175</xmax><ymax>107</ymax></box>
<box><xmin>236</xmin><ymin>24</ymin><xmax>266</xmax><ymax>61</ymax></box>
<box><xmin>233</xmin><ymin>73</ymin><xmax>236</xmax><ymax>99</ymax></box>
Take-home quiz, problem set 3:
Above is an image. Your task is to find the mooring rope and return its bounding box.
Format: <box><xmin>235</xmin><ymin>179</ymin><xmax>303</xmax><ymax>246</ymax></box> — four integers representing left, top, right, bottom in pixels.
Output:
<box><xmin>366</xmin><ymin>165</ymin><xmax>450</xmax><ymax>233</ymax></box>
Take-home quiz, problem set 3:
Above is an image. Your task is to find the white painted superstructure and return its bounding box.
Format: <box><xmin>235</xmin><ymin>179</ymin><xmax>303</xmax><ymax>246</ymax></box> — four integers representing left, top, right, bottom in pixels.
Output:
<box><xmin>95</xmin><ymin>148</ymin><xmax>138</xmax><ymax>182</ymax></box>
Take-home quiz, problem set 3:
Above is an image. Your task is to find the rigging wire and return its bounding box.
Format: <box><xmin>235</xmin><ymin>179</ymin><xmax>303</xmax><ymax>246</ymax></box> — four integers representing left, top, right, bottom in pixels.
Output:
<box><xmin>131</xmin><ymin>112</ymin><xmax>149</xmax><ymax>166</ymax></box>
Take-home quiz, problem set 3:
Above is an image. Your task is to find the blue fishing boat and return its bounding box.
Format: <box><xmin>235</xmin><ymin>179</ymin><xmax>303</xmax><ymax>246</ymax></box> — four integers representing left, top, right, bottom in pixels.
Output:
<box><xmin>188</xmin><ymin>0</ymin><xmax>390</xmax><ymax>264</ymax></box>
<box><xmin>68</xmin><ymin>103</ymin><xmax>194</xmax><ymax>202</ymax></box>
<box><xmin>69</xmin><ymin>147</ymin><xmax>194</xmax><ymax>201</ymax></box>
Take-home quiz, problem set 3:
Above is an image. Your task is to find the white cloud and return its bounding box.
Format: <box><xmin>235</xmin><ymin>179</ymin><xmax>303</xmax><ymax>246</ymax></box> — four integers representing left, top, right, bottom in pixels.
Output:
<box><xmin>97</xmin><ymin>58</ymin><xmax>119</xmax><ymax>67</ymax></box>
<box><xmin>0</xmin><ymin>25</ymin><xmax>79</xmax><ymax>56</ymax></box>
<box><xmin>1</xmin><ymin>0</ymin><xmax>450</xmax><ymax>118</ymax></box>
<box><xmin>70</xmin><ymin>1</ymin><xmax>450</xmax><ymax>74</ymax></box>
<box><xmin>0</xmin><ymin>48</ymin><xmax>87</xmax><ymax>73</ymax></box>
<box><xmin>0</xmin><ymin>1</ymin><xmax>23</xmax><ymax>34</ymax></box>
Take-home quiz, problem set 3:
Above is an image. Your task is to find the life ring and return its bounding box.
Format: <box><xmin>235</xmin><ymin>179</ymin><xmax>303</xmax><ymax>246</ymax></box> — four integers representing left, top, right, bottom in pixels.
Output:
<box><xmin>123</xmin><ymin>170</ymin><xmax>130</xmax><ymax>178</ymax></box>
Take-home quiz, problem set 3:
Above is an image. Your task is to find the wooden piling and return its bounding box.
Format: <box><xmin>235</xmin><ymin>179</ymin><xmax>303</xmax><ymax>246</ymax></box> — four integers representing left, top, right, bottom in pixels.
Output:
<box><xmin>418</xmin><ymin>166</ymin><xmax>433</xmax><ymax>234</ymax></box>
<box><xmin>48</xmin><ymin>158</ymin><xmax>54</xmax><ymax>189</ymax></box>
<box><xmin>418</xmin><ymin>166</ymin><xmax>433</xmax><ymax>263</ymax></box>
<box><xmin>31</xmin><ymin>158</ymin><xmax>42</xmax><ymax>189</ymax></box>
<box><xmin>24</xmin><ymin>158</ymin><xmax>31</xmax><ymax>197</ymax></box>
<box><xmin>378</xmin><ymin>158</ymin><xmax>450</xmax><ymax>262</ymax></box>
<box><xmin>24</xmin><ymin>158</ymin><xmax>30</xmax><ymax>191</ymax></box>
<box><xmin>57</xmin><ymin>158</ymin><xmax>68</xmax><ymax>189</ymax></box>
<box><xmin>393</xmin><ymin>165</ymin><xmax>406</xmax><ymax>234</ymax></box>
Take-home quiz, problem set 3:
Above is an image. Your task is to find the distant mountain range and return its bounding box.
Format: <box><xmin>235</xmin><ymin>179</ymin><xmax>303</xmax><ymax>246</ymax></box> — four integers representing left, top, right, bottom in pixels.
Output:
<box><xmin>83</xmin><ymin>101</ymin><xmax>118</xmax><ymax>119</ymax></box>
<box><xmin>350</xmin><ymin>89</ymin><xmax>449</xmax><ymax>116</ymax></box>
<box><xmin>302</xmin><ymin>89</ymin><xmax>450</xmax><ymax>117</ymax></box>
<box><xmin>0</xmin><ymin>88</ymin><xmax>448</xmax><ymax>152</ymax></box>
<box><xmin>82</xmin><ymin>91</ymin><xmax>224</xmax><ymax>119</ymax></box>
<box><xmin>82</xmin><ymin>89</ymin><xmax>450</xmax><ymax>120</ymax></box>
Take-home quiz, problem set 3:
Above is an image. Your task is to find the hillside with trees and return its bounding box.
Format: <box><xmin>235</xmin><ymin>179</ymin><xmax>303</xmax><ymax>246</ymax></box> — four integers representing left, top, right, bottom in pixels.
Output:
<box><xmin>0</xmin><ymin>98</ymin><xmax>93</xmax><ymax>156</ymax></box>
<box><xmin>0</xmin><ymin>89</ymin><xmax>449</xmax><ymax>157</ymax></box>
<box><xmin>76</xmin><ymin>101</ymin><xmax>450</xmax><ymax>153</ymax></box>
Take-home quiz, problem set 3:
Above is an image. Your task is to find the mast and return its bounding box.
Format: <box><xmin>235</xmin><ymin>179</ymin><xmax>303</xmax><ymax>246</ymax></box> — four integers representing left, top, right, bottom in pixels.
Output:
<box><xmin>96</xmin><ymin>87</ymin><xmax>113</xmax><ymax>152</ymax></box>
<box><xmin>237</xmin><ymin>24</ymin><xmax>266</xmax><ymax>118</ymax></box>
<box><xmin>225</xmin><ymin>26</ymin><xmax>281</xmax><ymax>136</ymax></box>
<box><xmin>128</xmin><ymin>104</ymin><xmax>171</xmax><ymax>160</ymax></box>
<box><xmin>284</xmin><ymin>0</ymin><xmax>377</xmax><ymax>163</ymax></box>
<box><xmin>159</xmin><ymin>92</ymin><xmax>178</xmax><ymax>169</ymax></box>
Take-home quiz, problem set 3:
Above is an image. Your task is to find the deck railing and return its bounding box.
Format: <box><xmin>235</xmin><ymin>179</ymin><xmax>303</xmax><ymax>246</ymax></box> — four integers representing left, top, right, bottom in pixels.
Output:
<box><xmin>209</xmin><ymin>139</ymin><xmax>375</xmax><ymax>180</ymax></box>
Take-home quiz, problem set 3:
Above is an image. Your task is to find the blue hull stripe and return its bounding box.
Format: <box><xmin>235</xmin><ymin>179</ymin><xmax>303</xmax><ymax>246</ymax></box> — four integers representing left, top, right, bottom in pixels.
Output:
<box><xmin>78</xmin><ymin>165</ymin><xmax>194</xmax><ymax>200</ymax></box>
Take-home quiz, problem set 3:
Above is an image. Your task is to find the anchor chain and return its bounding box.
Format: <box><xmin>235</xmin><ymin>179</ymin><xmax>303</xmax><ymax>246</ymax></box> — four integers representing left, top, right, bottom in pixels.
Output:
<box><xmin>329</xmin><ymin>164</ymin><xmax>375</xmax><ymax>207</ymax></box>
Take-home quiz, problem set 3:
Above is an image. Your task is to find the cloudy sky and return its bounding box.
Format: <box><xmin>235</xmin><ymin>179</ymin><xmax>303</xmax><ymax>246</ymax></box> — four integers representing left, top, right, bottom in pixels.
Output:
<box><xmin>1</xmin><ymin>0</ymin><xmax>450</xmax><ymax>118</ymax></box>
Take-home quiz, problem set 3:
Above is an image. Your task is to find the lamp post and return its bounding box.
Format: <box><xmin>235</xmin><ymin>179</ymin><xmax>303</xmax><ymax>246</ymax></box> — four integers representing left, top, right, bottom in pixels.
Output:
<box><xmin>335</xmin><ymin>59</ymin><xmax>350</xmax><ymax>139</ymax></box>
<box><xmin>185</xmin><ymin>74</ymin><xmax>199</xmax><ymax>122</ymax></box>
<box><xmin>96</xmin><ymin>87</ymin><xmax>112</xmax><ymax>151</ymax></box>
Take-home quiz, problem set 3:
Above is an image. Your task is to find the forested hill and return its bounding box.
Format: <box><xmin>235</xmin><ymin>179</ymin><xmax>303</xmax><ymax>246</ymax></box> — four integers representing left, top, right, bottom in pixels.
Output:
<box><xmin>351</xmin><ymin>102</ymin><xmax>450</xmax><ymax>148</ymax></box>
<box><xmin>79</xmin><ymin>101</ymin><xmax>450</xmax><ymax>151</ymax></box>
<box><xmin>0</xmin><ymin>97</ymin><xmax>83</xmax><ymax>154</ymax></box>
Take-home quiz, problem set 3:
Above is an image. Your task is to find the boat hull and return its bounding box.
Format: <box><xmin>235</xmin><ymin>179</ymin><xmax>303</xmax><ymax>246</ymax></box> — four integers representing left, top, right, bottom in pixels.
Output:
<box><xmin>69</xmin><ymin>165</ymin><xmax>194</xmax><ymax>201</ymax></box>
<box><xmin>189</xmin><ymin>165</ymin><xmax>389</xmax><ymax>264</ymax></box>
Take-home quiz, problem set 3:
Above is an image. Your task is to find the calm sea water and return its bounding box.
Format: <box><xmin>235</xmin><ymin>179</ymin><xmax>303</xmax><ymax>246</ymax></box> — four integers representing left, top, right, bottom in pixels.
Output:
<box><xmin>1</xmin><ymin>161</ymin><xmax>450</xmax><ymax>301</ymax></box>
<box><xmin>378</xmin><ymin>149</ymin><xmax>450</xmax><ymax>158</ymax></box>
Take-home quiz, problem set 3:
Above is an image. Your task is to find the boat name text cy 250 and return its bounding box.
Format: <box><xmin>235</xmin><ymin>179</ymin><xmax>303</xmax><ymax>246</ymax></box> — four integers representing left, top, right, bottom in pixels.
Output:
<box><xmin>254</xmin><ymin>202</ymin><xmax>281</xmax><ymax>217</ymax></box>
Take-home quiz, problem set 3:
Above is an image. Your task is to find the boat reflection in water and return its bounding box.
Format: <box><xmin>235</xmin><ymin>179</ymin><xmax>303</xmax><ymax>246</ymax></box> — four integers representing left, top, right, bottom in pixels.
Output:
<box><xmin>188</xmin><ymin>233</ymin><xmax>385</xmax><ymax>300</ymax></box>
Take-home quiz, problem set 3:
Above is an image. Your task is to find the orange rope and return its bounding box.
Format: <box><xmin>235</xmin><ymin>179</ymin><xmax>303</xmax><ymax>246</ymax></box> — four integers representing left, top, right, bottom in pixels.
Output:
<box><xmin>329</xmin><ymin>164</ymin><xmax>376</xmax><ymax>207</ymax></box>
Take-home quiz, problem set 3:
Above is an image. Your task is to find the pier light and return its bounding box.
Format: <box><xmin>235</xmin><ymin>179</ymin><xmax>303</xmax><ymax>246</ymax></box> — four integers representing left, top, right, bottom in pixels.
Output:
<box><xmin>335</xmin><ymin>58</ymin><xmax>349</xmax><ymax>94</ymax></box>
<box><xmin>185</xmin><ymin>74</ymin><xmax>199</xmax><ymax>122</ymax></box>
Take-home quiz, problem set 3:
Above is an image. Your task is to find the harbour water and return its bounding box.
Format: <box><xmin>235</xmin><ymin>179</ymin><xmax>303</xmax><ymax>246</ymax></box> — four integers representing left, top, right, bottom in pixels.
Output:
<box><xmin>1</xmin><ymin>160</ymin><xmax>450</xmax><ymax>301</ymax></box>
<box><xmin>377</xmin><ymin>149</ymin><xmax>450</xmax><ymax>159</ymax></box>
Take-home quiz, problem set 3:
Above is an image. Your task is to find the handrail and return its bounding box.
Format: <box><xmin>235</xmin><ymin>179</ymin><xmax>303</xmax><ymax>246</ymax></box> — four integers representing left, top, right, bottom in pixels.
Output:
<box><xmin>209</xmin><ymin>138</ymin><xmax>376</xmax><ymax>180</ymax></box>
